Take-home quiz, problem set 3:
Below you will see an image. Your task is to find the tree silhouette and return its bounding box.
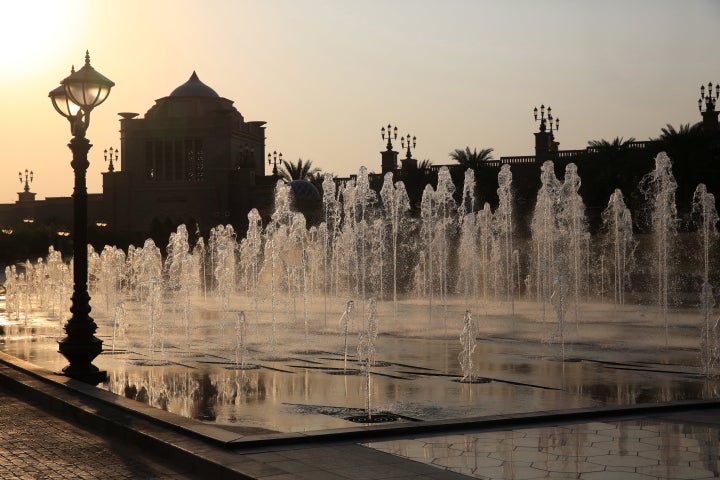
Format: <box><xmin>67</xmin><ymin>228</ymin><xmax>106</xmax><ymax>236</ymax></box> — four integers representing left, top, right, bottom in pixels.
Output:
<box><xmin>450</xmin><ymin>147</ymin><xmax>494</xmax><ymax>169</ymax></box>
<box><xmin>417</xmin><ymin>158</ymin><xmax>433</xmax><ymax>171</ymax></box>
<box><xmin>659</xmin><ymin>123</ymin><xmax>703</xmax><ymax>142</ymax></box>
<box><xmin>279</xmin><ymin>158</ymin><xmax>321</xmax><ymax>182</ymax></box>
<box><xmin>587</xmin><ymin>136</ymin><xmax>637</xmax><ymax>152</ymax></box>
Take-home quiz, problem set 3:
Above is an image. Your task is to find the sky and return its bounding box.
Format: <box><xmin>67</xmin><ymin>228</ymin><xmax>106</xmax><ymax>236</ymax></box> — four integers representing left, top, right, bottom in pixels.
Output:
<box><xmin>0</xmin><ymin>0</ymin><xmax>717</xmax><ymax>204</ymax></box>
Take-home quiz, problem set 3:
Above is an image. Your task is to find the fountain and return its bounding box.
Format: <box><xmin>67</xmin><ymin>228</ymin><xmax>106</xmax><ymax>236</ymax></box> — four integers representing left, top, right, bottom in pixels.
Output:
<box><xmin>1</xmin><ymin>151</ymin><xmax>719</xmax><ymax>433</ymax></box>
<box><xmin>639</xmin><ymin>152</ymin><xmax>679</xmax><ymax>343</ymax></box>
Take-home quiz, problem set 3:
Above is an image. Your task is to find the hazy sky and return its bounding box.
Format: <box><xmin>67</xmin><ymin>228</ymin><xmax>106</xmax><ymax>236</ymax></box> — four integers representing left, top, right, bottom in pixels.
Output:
<box><xmin>0</xmin><ymin>0</ymin><xmax>717</xmax><ymax>204</ymax></box>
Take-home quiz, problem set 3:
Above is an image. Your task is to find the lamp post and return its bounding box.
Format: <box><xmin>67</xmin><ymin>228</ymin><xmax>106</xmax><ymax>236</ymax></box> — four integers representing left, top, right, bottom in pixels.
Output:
<box><xmin>19</xmin><ymin>169</ymin><xmax>33</xmax><ymax>192</ymax></box>
<box><xmin>401</xmin><ymin>134</ymin><xmax>416</xmax><ymax>160</ymax></box>
<box><xmin>381</xmin><ymin>124</ymin><xmax>398</xmax><ymax>150</ymax></box>
<box><xmin>698</xmin><ymin>82</ymin><xmax>719</xmax><ymax>113</ymax></box>
<box><xmin>104</xmin><ymin>146</ymin><xmax>118</xmax><ymax>172</ymax></box>
<box><xmin>267</xmin><ymin>150</ymin><xmax>282</xmax><ymax>176</ymax></box>
<box><xmin>533</xmin><ymin>104</ymin><xmax>559</xmax><ymax>133</ymax></box>
<box><xmin>48</xmin><ymin>50</ymin><xmax>114</xmax><ymax>385</ymax></box>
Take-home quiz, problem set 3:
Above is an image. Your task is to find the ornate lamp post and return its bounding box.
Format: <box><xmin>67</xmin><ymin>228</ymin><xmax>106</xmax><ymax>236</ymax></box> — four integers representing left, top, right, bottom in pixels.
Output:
<box><xmin>698</xmin><ymin>82</ymin><xmax>720</xmax><ymax>133</ymax></box>
<box><xmin>698</xmin><ymin>82</ymin><xmax>719</xmax><ymax>113</ymax></box>
<box><xmin>267</xmin><ymin>150</ymin><xmax>282</xmax><ymax>176</ymax></box>
<box><xmin>533</xmin><ymin>104</ymin><xmax>559</xmax><ymax>133</ymax></box>
<box><xmin>401</xmin><ymin>134</ymin><xmax>416</xmax><ymax>160</ymax></box>
<box><xmin>104</xmin><ymin>146</ymin><xmax>118</xmax><ymax>172</ymax></box>
<box><xmin>48</xmin><ymin>50</ymin><xmax>114</xmax><ymax>384</ymax></box>
<box><xmin>381</xmin><ymin>124</ymin><xmax>398</xmax><ymax>150</ymax></box>
<box><xmin>19</xmin><ymin>169</ymin><xmax>33</xmax><ymax>192</ymax></box>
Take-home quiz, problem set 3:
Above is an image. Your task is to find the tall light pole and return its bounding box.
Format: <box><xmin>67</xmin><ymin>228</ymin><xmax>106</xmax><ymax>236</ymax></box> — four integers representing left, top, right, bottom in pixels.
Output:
<box><xmin>48</xmin><ymin>51</ymin><xmax>114</xmax><ymax>385</ymax></box>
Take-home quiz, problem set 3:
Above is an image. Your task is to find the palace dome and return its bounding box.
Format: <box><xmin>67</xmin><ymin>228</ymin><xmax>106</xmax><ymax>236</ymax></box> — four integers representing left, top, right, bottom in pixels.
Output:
<box><xmin>169</xmin><ymin>71</ymin><xmax>219</xmax><ymax>98</ymax></box>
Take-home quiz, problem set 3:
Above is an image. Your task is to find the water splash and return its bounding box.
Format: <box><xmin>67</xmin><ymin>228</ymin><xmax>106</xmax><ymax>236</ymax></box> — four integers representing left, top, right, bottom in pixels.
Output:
<box><xmin>601</xmin><ymin>189</ymin><xmax>636</xmax><ymax>306</ymax></box>
<box><xmin>357</xmin><ymin>298</ymin><xmax>378</xmax><ymax>420</ymax></box>
<box><xmin>639</xmin><ymin>152</ymin><xmax>678</xmax><ymax>344</ymax></box>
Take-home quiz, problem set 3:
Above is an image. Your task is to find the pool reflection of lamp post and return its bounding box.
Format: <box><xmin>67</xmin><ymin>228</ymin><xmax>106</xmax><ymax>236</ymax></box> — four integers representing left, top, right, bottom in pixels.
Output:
<box><xmin>48</xmin><ymin>50</ymin><xmax>114</xmax><ymax>384</ymax></box>
<box><xmin>56</xmin><ymin>229</ymin><xmax>70</xmax><ymax>253</ymax></box>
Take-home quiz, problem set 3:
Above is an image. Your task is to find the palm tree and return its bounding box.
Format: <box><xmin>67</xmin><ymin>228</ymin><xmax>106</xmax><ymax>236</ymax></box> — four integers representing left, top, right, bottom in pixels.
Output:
<box><xmin>658</xmin><ymin>123</ymin><xmax>703</xmax><ymax>142</ymax></box>
<box><xmin>279</xmin><ymin>158</ymin><xmax>320</xmax><ymax>182</ymax></box>
<box><xmin>450</xmin><ymin>147</ymin><xmax>494</xmax><ymax>170</ymax></box>
<box><xmin>587</xmin><ymin>136</ymin><xmax>637</xmax><ymax>152</ymax></box>
<box><xmin>417</xmin><ymin>159</ymin><xmax>433</xmax><ymax>171</ymax></box>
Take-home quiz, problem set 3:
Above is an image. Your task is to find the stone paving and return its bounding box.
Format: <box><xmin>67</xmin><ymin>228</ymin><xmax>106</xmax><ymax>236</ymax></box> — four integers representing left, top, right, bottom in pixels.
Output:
<box><xmin>365</xmin><ymin>416</ymin><xmax>720</xmax><ymax>479</ymax></box>
<box><xmin>0</xmin><ymin>387</ymin><xmax>202</xmax><ymax>479</ymax></box>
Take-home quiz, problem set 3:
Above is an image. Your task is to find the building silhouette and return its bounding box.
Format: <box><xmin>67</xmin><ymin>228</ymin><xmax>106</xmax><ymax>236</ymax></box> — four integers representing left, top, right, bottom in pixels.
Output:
<box><xmin>0</xmin><ymin>77</ymin><xmax>717</xmax><ymax>255</ymax></box>
<box><xmin>0</xmin><ymin>72</ymin><xmax>279</xmax><ymax>246</ymax></box>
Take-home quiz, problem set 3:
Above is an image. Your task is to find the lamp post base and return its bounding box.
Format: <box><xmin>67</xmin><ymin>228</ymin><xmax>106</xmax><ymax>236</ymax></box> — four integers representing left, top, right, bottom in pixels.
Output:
<box><xmin>58</xmin><ymin>335</ymin><xmax>107</xmax><ymax>385</ymax></box>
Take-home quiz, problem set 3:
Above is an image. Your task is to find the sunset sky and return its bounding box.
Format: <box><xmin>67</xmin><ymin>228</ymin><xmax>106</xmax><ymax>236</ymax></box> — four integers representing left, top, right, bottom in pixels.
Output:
<box><xmin>0</xmin><ymin>0</ymin><xmax>717</xmax><ymax>204</ymax></box>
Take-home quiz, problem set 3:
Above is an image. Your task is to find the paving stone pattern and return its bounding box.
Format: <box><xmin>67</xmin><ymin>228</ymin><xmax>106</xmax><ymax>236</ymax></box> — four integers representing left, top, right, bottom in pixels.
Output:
<box><xmin>366</xmin><ymin>420</ymin><xmax>720</xmax><ymax>479</ymax></box>
<box><xmin>0</xmin><ymin>388</ymin><xmax>200</xmax><ymax>479</ymax></box>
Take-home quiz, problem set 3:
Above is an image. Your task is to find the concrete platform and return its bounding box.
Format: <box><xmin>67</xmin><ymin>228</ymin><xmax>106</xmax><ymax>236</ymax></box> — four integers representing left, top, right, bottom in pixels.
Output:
<box><xmin>0</xmin><ymin>350</ymin><xmax>718</xmax><ymax>479</ymax></box>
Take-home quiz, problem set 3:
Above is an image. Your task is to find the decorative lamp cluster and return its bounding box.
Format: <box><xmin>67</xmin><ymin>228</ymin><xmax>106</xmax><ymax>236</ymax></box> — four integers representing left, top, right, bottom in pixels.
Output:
<box><xmin>268</xmin><ymin>150</ymin><xmax>283</xmax><ymax>176</ymax></box>
<box><xmin>381</xmin><ymin>124</ymin><xmax>398</xmax><ymax>150</ymax></box>
<box><xmin>698</xmin><ymin>82</ymin><xmax>719</xmax><ymax>113</ymax></box>
<box><xmin>401</xmin><ymin>134</ymin><xmax>417</xmax><ymax>159</ymax></box>
<box><xmin>533</xmin><ymin>104</ymin><xmax>559</xmax><ymax>133</ymax></box>
<box><xmin>19</xmin><ymin>169</ymin><xmax>33</xmax><ymax>192</ymax></box>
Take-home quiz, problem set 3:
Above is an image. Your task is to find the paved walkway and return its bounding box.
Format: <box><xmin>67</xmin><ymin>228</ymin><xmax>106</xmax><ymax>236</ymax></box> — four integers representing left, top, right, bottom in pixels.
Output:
<box><xmin>0</xmin><ymin>387</ymin><xmax>202</xmax><ymax>479</ymax></box>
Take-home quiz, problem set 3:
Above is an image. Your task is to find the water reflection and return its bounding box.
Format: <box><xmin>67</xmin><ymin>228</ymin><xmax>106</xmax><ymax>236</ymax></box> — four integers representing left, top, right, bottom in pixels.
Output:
<box><xmin>367</xmin><ymin>419</ymin><xmax>720</xmax><ymax>479</ymax></box>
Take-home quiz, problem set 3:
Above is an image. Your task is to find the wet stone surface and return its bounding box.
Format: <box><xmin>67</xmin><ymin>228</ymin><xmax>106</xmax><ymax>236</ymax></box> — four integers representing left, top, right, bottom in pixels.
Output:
<box><xmin>365</xmin><ymin>417</ymin><xmax>720</xmax><ymax>479</ymax></box>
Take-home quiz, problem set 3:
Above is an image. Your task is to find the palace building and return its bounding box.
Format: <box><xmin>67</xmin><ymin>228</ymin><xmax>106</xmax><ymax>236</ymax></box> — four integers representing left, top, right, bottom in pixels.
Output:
<box><xmin>0</xmin><ymin>72</ymin><xmax>280</xmax><ymax>244</ymax></box>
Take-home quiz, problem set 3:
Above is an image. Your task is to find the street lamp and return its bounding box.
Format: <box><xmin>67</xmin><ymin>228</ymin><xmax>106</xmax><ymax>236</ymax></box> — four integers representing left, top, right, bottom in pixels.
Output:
<box><xmin>381</xmin><ymin>124</ymin><xmax>398</xmax><ymax>150</ymax></box>
<box><xmin>267</xmin><ymin>150</ymin><xmax>282</xmax><ymax>176</ymax></box>
<box><xmin>48</xmin><ymin>50</ymin><xmax>114</xmax><ymax>385</ymax></box>
<box><xmin>401</xmin><ymin>134</ymin><xmax>416</xmax><ymax>160</ymax></box>
<box><xmin>104</xmin><ymin>146</ymin><xmax>118</xmax><ymax>172</ymax></box>
<box><xmin>19</xmin><ymin>169</ymin><xmax>33</xmax><ymax>192</ymax></box>
<box><xmin>533</xmin><ymin>104</ymin><xmax>559</xmax><ymax>133</ymax></box>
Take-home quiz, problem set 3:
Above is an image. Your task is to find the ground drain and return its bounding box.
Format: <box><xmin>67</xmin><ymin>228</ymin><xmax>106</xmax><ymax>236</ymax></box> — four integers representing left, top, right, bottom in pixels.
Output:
<box><xmin>345</xmin><ymin>413</ymin><xmax>399</xmax><ymax>423</ymax></box>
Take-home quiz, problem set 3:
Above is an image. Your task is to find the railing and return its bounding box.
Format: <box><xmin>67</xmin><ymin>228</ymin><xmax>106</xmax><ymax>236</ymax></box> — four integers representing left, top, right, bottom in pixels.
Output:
<box><xmin>557</xmin><ymin>150</ymin><xmax>586</xmax><ymax>159</ymax></box>
<box><xmin>496</xmin><ymin>155</ymin><xmax>536</xmax><ymax>166</ymax></box>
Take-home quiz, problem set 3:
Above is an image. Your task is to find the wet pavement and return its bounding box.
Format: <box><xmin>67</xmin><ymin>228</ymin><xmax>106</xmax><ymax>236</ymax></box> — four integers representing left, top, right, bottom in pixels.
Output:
<box><xmin>366</xmin><ymin>413</ymin><xmax>720</xmax><ymax>479</ymax></box>
<box><xmin>1</xmin><ymin>348</ymin><xmax>719</xmax><ymax>479</ymax></box>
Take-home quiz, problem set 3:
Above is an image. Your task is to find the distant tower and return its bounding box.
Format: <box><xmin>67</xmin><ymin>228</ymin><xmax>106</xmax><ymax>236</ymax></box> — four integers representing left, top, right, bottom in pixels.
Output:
<box><xmin>698</xmin><ymin>82</ymin><xmax>720</xmax><ymax>134</ymax></box>
<box><xmin>380</xmin><ymin>124</ymin><xmax>399</xmax><ymax>174</ymax></box>
<box><xmin>533</xmin><ymin>105</ymin><xmax>560</xmax><ymax>163</ymax></box>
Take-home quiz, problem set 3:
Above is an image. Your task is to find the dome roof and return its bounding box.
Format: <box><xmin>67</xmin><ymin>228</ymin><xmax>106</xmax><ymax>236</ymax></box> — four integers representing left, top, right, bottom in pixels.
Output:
<box><xmin>289</xmin><ymin>179</ymin><xmax>321</xmax><ymax>200</ymax></box>
<box><xmin>169</xmin><ymin>71</ymin><xmax>219</xmax><ymax>98</ymax></box>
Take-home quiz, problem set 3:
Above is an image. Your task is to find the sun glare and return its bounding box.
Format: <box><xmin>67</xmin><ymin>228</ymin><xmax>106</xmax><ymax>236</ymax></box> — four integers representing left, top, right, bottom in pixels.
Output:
<box><xmin>0</xmin><ymin>5</ymin><xmax>73</xmax><ymax>80</ymax></box>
